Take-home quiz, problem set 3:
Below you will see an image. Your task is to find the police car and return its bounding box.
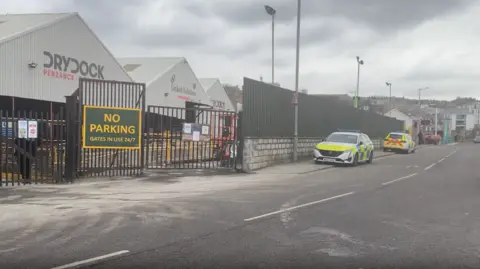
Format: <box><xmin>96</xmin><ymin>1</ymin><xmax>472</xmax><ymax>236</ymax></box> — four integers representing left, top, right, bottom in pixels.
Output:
<box><xmin>383</xmin><ymin>131</ymin><xmax>416</xmax><ymax>153</ymax></box>
<box><xmin>313</xmin><ymin>130</ymin><xmax>374</xmax><ymax>166</ymax></box>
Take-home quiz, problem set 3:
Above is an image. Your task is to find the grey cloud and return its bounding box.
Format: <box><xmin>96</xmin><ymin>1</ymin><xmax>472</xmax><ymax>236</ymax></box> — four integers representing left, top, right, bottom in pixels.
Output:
<box><xmin>206</xmin><ymin>0</ymin><xmax>476</xmax><ymax>33</ymax></box>
<box><xmin>135</xmin><ymin>30</ymin><xmax>208</xmax><ymax>48</ymax></box>
<box><xmin>37</xmin><ymin>0</ymin><xmax>478</xmax><ymax>64</ymax></box>
<box><xmin>276</xmin><ymin>21</ymin><xmax>345</xmax><ymax>47</ymax></box>
<box><xmin>47</xmin><ymin>0</ymin><xmax>148</xmax><ymax>41</ymax></box>
<box><xmin>401</xmin><ymin>68</ymin><xmax>479</xmax><ymax>82</ymax></box>
<box><xmin>259</xmin><ymin>55</ymin><xmax>292</xmax><ymax>69</ymax></box>
<box><xmin>202</xmin><ymin>39</ymin><xmax>263</xmax><ymax>56</ymax></box>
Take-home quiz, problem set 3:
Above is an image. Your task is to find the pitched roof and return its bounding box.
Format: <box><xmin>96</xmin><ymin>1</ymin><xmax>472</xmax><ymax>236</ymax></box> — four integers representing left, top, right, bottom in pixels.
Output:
<box><xmin>199</xmin><ymin>78</ymin><xmax>235</xmax><ymax>111</ymax></box>
<box><xmin>0</xmin><ymin>13</ymin><xmax>74</xmax><ymax>44</ymax></box>
<box><xmin>198</xmin><ymin>78</ymin><xmax>217</xmax><ymax>93</ymax></box>
<box><xmin>117</xmin><ymin>57</ymin><xmax>184</xmax><ymax>86</ymax></box>
<box><xmin>394</xmin><ymin>106</ymin><xmax>431</xmax><ymax>119</ymax></box>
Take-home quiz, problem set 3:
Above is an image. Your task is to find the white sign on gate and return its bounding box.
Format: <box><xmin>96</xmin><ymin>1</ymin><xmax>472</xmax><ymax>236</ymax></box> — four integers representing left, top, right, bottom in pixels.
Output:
<box><xmin>28</xmin><ymin>121</ymin><xmax>38</xmax><ymax>139</ymax></box>
<box><xmin>18</xmin><ymin>120</ymin><xmax>28</xmax><ymax>138</ymax></box>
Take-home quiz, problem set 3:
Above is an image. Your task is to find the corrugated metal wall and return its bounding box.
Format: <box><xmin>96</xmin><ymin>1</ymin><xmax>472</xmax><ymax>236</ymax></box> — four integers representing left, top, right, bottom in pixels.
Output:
<box><xmin>242</xmin><ymin>77</ymin><xmax>403</xmax><ymax>138</ymax></box>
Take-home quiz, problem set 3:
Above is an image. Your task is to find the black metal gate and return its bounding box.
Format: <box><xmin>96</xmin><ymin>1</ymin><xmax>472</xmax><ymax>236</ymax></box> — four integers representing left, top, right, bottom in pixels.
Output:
<box><xmin>146</xmin><ymin>105</ymin><xmax>238</xmax><ymax>170</ymax></box>
<box><xmin>0</xmin><ymin>109</ymin><xmax>66</xmax><ymax>186</ymax></box>
<box><xmin>65</xmin><ymin>78</ymin><xmax>146</xmax><ymax>179</ymax></box>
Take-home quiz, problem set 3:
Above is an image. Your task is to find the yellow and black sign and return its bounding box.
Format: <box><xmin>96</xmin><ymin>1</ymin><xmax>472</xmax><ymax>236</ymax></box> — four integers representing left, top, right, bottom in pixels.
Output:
<box><xmin>82</xmin><ymin>105</ymin><xmax>142</xmax><ymax>149</ymax></box>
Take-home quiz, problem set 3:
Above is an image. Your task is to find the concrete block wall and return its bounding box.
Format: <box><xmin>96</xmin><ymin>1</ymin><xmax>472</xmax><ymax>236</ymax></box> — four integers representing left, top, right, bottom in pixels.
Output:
<box><xmin>242</xmin><ymin>137</ymin><xmax>383</xmax><ymax>171</ymax></box>
<box><xmin>242</xmin><ymin>137</ymin><xmax>321</xmax><ymax>171</ymax></box>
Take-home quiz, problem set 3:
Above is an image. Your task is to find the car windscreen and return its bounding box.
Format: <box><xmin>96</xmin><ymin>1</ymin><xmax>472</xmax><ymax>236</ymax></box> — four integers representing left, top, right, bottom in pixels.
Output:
<box><xmin>388</xmin><ymin>133</ymin><xmax>404</xmax><ymax>139</ymax></box>
<box><xmin>325</xmin><ymin>133</ymin><xmax>358</xmax><ymax>144</ymax></box>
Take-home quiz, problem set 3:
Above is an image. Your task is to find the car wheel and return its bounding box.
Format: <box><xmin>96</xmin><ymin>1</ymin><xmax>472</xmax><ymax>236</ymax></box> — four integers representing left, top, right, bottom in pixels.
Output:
<box><xmin>366</xmin><ymin>151</ymin><xmax>373</xmax><ymax>163</ymax></box>
<box><xmin>351</xmin><ymin>154</ymin><xmax>359</xmax><ymax>167</ymax></box>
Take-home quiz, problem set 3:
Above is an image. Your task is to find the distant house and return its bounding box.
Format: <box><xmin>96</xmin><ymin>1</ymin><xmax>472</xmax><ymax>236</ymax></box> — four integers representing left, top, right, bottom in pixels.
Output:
<box><xmin>384</xmin><ymin>108</ymin><xmax>421</xmax><ymax>137</ymax></box>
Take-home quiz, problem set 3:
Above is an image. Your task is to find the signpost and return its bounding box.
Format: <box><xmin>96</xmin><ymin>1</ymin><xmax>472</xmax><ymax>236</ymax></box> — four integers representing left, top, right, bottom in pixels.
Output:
<box><xmin>82</xmin><ymin>105</ymin><xmax>142</xmax><ymax>149</ymax></box>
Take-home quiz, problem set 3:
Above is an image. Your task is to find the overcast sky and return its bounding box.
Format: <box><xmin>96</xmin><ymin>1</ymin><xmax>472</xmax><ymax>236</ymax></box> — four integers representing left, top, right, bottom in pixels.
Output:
<box><xmin>1</xmin><ymin>0</ymin><xmax>479</xmax><ymax>100</ymax></box>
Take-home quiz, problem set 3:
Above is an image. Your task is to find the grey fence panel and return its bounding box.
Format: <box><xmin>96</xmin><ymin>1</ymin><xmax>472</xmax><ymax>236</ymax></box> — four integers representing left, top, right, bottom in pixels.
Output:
<box><xmin>243</xmin><ymin>77</ymin><xmax>403</xmax><ymax>138</ymax></box>
<box><xmin>243</xmin><ymin>78</ymin><xmax>294</xmax><ymax>137</ymax></box>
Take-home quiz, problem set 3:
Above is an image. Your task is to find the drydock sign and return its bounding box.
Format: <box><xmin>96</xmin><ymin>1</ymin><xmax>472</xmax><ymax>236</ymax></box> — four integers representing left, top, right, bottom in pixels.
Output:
<box><xmin>82</xmin><ymin>106</ymin><xmax>141</xmax><ymax>149</ymax></box>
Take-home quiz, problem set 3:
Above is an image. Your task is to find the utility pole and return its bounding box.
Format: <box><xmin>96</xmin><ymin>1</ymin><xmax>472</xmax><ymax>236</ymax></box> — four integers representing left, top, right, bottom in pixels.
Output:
<box><xmin>293</xmin><ymin>0</ymin><xmax>301</xmax><ymax>162</ymax></box>
<box><xmin>434</xmin><ymin>107</ymin><xmax>438</xmax><ymax>136</ymax></box>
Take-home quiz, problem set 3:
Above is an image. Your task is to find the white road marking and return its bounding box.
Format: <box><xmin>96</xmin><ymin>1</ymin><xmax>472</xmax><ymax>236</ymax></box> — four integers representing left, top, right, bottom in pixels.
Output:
<box><xmin>437</xmin><ymin>158</ymin><xmax>445</xmax><ymax>163</ymax></box>
<box><xmin>446</xmin><ymin>151</ymin><xmax>456</xmax><ymax>158</ymax></box>
<box><xmin>51</xmin><ymin>250</ymin><xmax>130</xmax><ymax>269</ymax></box>
<box><xmin>382</xmin><ymin>173</ymin><xmax>417</xmax><ymax>186</ymax></box>
<box><xmin>244</xmin><ymin>192</ymin><xmax>355</xmax><ymax>222</ymax></box>
<box><xmin>424</xmin><ymin>163</ymin><xmax>436</xmax><ymax>170</ymax></box>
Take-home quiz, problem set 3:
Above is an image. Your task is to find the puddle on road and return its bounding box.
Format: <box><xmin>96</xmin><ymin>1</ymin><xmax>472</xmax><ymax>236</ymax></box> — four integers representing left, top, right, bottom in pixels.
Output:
<box><xmin>315</xmin><ymin>247</ymin><xmax>359</xmax><ymax>257</ymax></box>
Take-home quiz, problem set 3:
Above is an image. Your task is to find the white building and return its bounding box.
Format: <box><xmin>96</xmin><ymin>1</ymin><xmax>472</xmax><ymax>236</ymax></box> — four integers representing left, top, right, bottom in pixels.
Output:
<box><xmin>459</xmin><ymin>101</ymin><xmax>480</xmax><ymax>126</ymax></box>
<box><xmin>447</xmin><ymin>110</ymin><xmax>475</xmax><ymax>131</ymax></box>
<box><xmin>0</xmin><ymin>13</ymin><xmax>132</xmax><ymax>103</ymax></box>
<box><xmin>384</xmin><ymin>108</ymin><xmax>417</xmax><ymax>134</ymax></box>
<box><xmin>118</xmin><ymin>57</ymin><xmax>212</xmax><ymax>109</ymax></box>
<box><xmin>199</xmin><ymin>78</ymin><xmax>235</xmax><ymax>111</ymax></box>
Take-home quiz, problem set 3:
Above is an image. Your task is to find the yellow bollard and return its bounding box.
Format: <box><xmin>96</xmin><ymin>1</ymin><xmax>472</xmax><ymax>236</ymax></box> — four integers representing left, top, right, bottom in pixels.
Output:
<box><xmin>165</xmin><ymin>137</ymin><xmax>171</xmax><ymax>164</ymax></box>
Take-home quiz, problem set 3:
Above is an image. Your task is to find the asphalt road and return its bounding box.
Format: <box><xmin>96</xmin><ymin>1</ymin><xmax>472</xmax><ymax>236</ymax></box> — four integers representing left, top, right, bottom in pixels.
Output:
<box><xmin>3</xmin><ymin>143</ymin><xmax>480</xmax><ymax>268</ymax></box>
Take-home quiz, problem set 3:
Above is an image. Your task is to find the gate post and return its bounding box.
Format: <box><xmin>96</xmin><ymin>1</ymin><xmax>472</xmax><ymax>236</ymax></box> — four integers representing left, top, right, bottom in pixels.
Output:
<box><xmin>140</xmin><ymin>87</ymin><xmax>146</xmax><ymax>175</ymax></box>
<box><xmin>64</xmin><ymin>93</ymin><xmax>79</xmax><ymax>181</ymax></box>
<box><xmin>236</xmin><ymin>111</ymin><xmax>244</xmax><ymax>172</ymax></box>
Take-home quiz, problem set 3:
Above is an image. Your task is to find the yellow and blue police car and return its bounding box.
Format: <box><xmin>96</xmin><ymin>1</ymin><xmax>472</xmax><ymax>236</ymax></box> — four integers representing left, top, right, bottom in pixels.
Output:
<box><xmin>383</xmin><ymin>131</ymin><xmax>416</xmax><ymax>154</ymax></box>
<box><xmin>313</xmin><ymin>130</ymin><xmax>374</xmax><ymax>166</ymax></box>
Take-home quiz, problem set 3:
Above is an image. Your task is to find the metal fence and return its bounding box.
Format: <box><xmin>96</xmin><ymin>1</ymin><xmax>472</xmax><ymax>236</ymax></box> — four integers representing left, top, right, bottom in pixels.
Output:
<box><xmin>242</xmin><ymin>77</ymin><xmax>403</xmax><ymax>138</ymax></box>
<box><xmin>67</xmin><ymin>78</ymin><xmax>146</xmax><ymax>178</ymax></box>
<box><xmin>0</xmin><ymin>109</ymin><xmax>66</xmax><ymax>186</ymax></box>
<box><xmin>145</xmin><ymin>105</ymin><xmax>238</xmax><ymax>169</ymax></box>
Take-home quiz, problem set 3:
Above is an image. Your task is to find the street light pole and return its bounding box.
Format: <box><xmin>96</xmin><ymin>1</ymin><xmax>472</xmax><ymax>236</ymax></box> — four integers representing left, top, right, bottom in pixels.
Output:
<box><xmin>418</xmin><ymin>87</ymin><xmax>429</xmax><ymax>106</ymax></box>
<box><xmin>293</xmin><ymin>0</ymin><xmax>301</xmax><ymax>162</ymax></box>
<box><xmin>355</xmin><ymin>56</ymin><xmax>364</xmax><ymax>108</ymax></box>
<box><xmin>264</xmin><ymin>5</ymin><xmax>276</xmax><ymax>84</ymax></box>
<box><xmin>386</xmin><ymin>82</ymin><xmax>392</xmax><ymax>115</ymax></box>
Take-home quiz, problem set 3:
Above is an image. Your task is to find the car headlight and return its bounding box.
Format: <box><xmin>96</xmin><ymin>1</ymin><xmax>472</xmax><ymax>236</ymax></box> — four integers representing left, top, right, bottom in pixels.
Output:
<box><xmin>343</xmin><ymin>150</ymin><xmax>352</xmax><ymax>157</ymax></box>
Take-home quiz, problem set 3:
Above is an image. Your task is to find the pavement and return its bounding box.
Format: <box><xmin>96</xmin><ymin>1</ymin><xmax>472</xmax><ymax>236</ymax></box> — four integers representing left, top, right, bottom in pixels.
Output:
<box><xmin>256</xmin><ymin>148</ymin><xmax>403</xmax><ymax>175</ymax></box>
<box><xmin>2</xmin><ymin>142</ymin><xmax>478</xmax><ymax>268</ymax></box>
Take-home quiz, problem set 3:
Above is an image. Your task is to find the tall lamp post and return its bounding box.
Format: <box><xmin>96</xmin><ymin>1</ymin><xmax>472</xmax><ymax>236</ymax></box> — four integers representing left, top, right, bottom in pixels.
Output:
<box><xmin>385</xmin><ymin>82</ymin><xmax>392</xmax><ymax>115</ymax></box>
<box><xmin>264</xmin><ymin>5</ymin><xmax>276</xmax><ymax>84</ymax></box>
<box><xmin>418</xmin><ymin>87</ymin><xmax>429</xmax><ymax>106</ymax></box>
<box><xmin>354</xmin><ymin>56</ymin><xmax>364</xmax><ymax>108</ymax></box>
<box><xmin>293</xmin><ymin>0</ymin><xmax>301</xmax><ymax>161</ymax></box>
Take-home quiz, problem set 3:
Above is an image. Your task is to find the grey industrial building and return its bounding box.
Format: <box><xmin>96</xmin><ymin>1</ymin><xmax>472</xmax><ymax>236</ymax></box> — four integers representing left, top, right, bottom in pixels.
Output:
<box><xmin>0</xmin><ymin>13</ymin><xmax>132</xmax><ymax>114</ymax></box>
